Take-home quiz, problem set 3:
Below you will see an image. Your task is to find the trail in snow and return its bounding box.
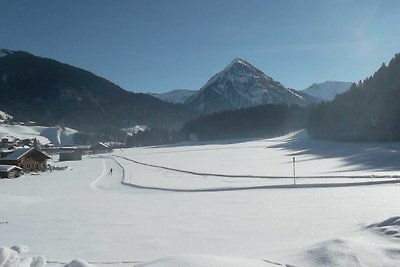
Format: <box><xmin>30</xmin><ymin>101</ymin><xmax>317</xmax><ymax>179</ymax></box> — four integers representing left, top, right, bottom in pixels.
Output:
<box><xmin>89</xmin><ymin>158</ymin><xmax>107</xmax><ymax>190</ymax></box>
<box><xmin>113</xmin><ymin>155</ymin><xmax>400</xmax><ymax>179</ymax></box>
<box><xmin>113</xmin><ymin>156</ymin><xmax>400</xmax><ymax>192</ymax></box>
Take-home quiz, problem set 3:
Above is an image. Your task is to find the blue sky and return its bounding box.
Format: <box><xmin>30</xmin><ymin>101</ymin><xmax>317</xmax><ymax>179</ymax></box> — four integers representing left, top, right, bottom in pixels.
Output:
<box><xmin>1</xmin><ymin>0</ymin><xmax>399</xmax><ymax>93</ymax></box>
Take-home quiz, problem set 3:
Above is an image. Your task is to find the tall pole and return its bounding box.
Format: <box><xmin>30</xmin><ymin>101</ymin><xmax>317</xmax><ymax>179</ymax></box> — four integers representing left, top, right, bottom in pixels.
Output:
<box><xmin>293</xmin><ymin>157</ymin><xmax>296</xmax><ymax>185</ymax></box>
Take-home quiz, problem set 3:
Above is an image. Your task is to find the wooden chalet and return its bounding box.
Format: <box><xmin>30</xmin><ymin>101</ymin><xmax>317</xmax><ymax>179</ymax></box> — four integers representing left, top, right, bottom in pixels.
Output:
<box><xmin>0</xmin><ymin>148</ymin><xmax>50</xmax><ymax>172</ymax></box>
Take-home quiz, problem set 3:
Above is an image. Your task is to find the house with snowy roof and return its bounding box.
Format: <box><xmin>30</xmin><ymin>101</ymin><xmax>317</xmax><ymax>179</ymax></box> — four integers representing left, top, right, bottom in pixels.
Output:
<box><xmin>90</xmin><ymin>142</ymin><xmax>112</xmax><ymax>154</ymax></box>
<box><xmin>0</xmin><ymin>147</ymin><xmax>50</xmax><ymax>172</ymax></box>
<box><xmin>0</xmin><ymin>165</ymin><xmax>22</xmax><ymax>179</ymax></box>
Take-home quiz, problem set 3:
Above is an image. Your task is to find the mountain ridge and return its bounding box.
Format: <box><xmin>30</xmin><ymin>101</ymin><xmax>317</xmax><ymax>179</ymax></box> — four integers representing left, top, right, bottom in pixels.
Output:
<box><xmin>302</xmin><ymin>81</ymin><xmax>353</xmax><ymax>101</ymax></box>
<box><xmin>150</xmin><ymin>89</ymin><xmax>197</xmax><ymax>104</ymax></box>
<box><xmin>0</xmin><ymin>50</ymin><xmax>195</xmax><ymax>133</ymax></box>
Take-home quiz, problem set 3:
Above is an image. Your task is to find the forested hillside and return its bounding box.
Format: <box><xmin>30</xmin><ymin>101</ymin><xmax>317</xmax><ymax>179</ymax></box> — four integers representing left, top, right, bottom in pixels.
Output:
<box><xmin>0</xmin><ymin>51</ymin><xmax>194</xmax><ymax>134</ymax></box>
<box><xmin>308</xmin><ymin>53</ymin><xmax>400</xmax><ymax>141</ymax></box>
<box><xmin>182</xmin><ymin>104</ymin><xmax>309</xmax><ymax>140</ymax></box>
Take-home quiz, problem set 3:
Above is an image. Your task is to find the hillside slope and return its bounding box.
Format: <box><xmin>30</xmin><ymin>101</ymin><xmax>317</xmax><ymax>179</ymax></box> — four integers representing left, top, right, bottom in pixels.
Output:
<box><xmin>308</xmin><ymin>53</ymin><xmax>400</xmax><ymax>141</ymax></box>
<box><xmin>0</xmin><ymin>50</ymin><xmax>194</xmax><ymax>132</ymax></box>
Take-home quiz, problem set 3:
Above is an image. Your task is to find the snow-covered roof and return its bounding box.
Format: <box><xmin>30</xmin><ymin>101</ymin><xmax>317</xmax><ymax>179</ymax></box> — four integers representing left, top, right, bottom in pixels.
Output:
<box><xmin>61</xmin><ymin>146</ymin><xmax>78</xmax><ymax>150</ymax></box>
<box><xmin>60</xmin><ymin>150</ymin><xmax>78</xmax><ymax>154</ymax></box>
<box><xmin>97</xmin><ymin>142</ymin><xmax>109</xmax><ymax>148</ymax></box>
<box><xmin>0</xmin><ymin>165</ymin><xmax>22</xmax><ymax>172</ymax></box>
<box><xmin>0</xmin><ymin>147</ymin><xmax>50</xmax><ymax>161</ymax></box>
<box><xmin>0</xmin><ymin>148</ymin><xmax>33</xmax><ymax>160</ymax></box>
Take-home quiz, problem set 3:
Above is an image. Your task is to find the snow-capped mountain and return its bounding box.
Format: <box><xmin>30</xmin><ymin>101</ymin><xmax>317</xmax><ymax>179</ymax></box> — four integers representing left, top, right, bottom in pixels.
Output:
<box><xmin>150</xmin><ymin>89</ymin><xmax>197</xmax><ymax>104</ymax></box>
<box><xmin>185</xmin><ymin>58</ymin><xmax>317</xmax><ymax>114</ymax></box>
<box><xmin>302</xmin><ymin>81</ymin><xmax>353</xmax><ymax>101</ymax></box>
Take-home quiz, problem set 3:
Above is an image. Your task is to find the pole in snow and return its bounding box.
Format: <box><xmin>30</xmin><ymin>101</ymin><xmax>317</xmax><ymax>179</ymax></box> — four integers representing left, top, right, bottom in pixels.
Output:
<box><xmin>293</xmin><ymin>157</ymin><xmax>296</xmax><ymax>185</ymax></box>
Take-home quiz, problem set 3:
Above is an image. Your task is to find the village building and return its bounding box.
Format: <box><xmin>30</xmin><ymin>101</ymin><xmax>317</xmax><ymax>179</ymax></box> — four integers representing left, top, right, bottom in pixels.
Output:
<box><xmin>0</xmin><ymin>147</ymin><xmax>51</xmax><ymax>172</ymax></box>
<box><xmin>59</xmin><ymin>147</ymin><xmax>82</xmax><ymax>161</ymax></box>
<box><xmin>90</xmin><ymin>142</ymin><xmax>112</xmax><ymax>154</ymax></box>
<box><xmin>0</xmin><ymin>165</ymin><xmax>22</xmax><ymax>179</ymax></box>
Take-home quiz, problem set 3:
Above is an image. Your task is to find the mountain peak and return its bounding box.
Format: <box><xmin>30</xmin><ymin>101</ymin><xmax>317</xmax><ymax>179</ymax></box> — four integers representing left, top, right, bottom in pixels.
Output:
<box><xmin>186</xmin><ymin>58</ymin><xmax>316</xmax><ymax>113</ymax></box>
<box><xmin>229</xmin><ymin>57</ymin><xmax>246</xmax><ymax>65</ymax></box>
<box><xmin>224</xmin><ymin>57</ymin><xmax>253</xmax><ymax>71</ymax></box>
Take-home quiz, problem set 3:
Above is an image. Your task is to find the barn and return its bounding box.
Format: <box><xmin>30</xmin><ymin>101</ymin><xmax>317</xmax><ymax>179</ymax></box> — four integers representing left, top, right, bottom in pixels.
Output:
<box><xmin>59</xmin><ymin>147</ymin><xmax>82</xmax><ymax>161</ymax></box>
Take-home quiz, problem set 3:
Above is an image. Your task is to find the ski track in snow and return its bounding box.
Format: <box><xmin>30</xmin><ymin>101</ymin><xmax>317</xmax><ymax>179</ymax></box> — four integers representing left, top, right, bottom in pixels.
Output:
<box><xmin>113</xmin><ymin>156</ymin><xmax>400</xmax><ymax>192</ymax></box>
<box><xmin>113</xmin><ymin>155</ymin><xmax>400</xmax><ymax>179</ymax></box>
<box><xmin>89</xmin><ymin>158</ymin><xmax>107</xmax><ymax>190</ymax></box>
<box><xmin>56</xmin><ymin>156</ymin><xmax>296</xmax><ymax>267</ymax></box>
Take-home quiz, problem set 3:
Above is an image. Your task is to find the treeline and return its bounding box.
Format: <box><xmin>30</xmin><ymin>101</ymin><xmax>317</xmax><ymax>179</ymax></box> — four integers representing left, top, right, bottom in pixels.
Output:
<box><xmin>124</xmin><ymin>104</ymin><xmax>309</xmax><ymax>146</ymax></box>
<box><xmin>181</xmin><ymin>104</ymin><xmax>309</xmax><ymax>141</ymax></box>
<box><xmin>308</xmin><ymin>53</ymin><xmax>400</xmax><ymax>141</ymax></box>
<box><xmin>126</xmin><ymin>128</ymin><xmax>184</xmax><ymax>147</ymax></box>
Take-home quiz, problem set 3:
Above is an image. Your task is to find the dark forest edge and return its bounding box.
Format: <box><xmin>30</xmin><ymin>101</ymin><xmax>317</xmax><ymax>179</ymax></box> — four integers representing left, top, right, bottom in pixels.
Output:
<box><xmin>308</xmin><ymin>53</ymin><xmax>400</xmax><ymax>142</ymax></box>
<box><xmin>126</xmin><ymin>104</ymin><xmax>310</xmax><ymax>147</ymax></box>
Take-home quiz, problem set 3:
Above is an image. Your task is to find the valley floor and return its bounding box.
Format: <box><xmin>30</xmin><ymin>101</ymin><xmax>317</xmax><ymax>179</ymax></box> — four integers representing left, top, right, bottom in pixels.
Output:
<box><xmin>1</xmin><ymin>131</ymin><xmax>400</xmax><ymax>266</ymax></box>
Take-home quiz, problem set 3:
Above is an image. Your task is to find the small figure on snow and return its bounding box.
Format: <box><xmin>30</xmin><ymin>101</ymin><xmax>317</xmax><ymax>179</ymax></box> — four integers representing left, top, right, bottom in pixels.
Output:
<box><xmin>108</xmin><ymin>168</ymin><xmax>113</xmax><ymax>175</ymax></box>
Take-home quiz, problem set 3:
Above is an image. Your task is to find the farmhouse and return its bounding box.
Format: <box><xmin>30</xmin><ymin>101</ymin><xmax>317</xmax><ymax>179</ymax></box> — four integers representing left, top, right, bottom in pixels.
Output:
<box><xmin>91</xmin><ymin>142</ymin><xmax>112</xmax><ymax>154</ymax></box>
<box><xmin>59</xmin><ymin>147</ymin><xmax>82</xmax><ymax>161</ymax></box>
<box><xmin>0</xmin><ymin>165</ymin><xmax>22</xmax><ymax>179</ymax></box>
<box><xmin>0</xmin><ymin>148</ymin><xmax>50</xmax><ymax>172</ymax></box>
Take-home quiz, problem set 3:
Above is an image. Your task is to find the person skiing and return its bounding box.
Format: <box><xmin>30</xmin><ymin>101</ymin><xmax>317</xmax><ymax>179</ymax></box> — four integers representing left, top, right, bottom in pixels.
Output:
<box><xmin>109</xmin><ymin>168</ymin><xmax>113</xmax><ymax>175</ymax></box>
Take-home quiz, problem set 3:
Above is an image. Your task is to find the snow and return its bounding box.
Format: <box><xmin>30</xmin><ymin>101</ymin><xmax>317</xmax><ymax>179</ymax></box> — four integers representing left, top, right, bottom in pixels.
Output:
<box><xmin>0</xmin><ymin>111</ymin><xmax>13</xmax><ymax>121</ymax></box>
<box><xmin>302</xmin><ymin>81</ymin><xmax>353</xmax><ymax>100</ymax></box>
<box><xmin>0</xmin><ymin>245</ymin><xmax>46</xmax><ymax>267</ymax></box>
<box><xmin>64</xmin><ymin>259</ymin><xmax>93</xmax><ymax>267</ymax></box>
<box><xmin>0</xmin><ymin>125</ymin><xmax>77</xmax><ymax>146</ymax></box>
<box><xmin>121</xmin><ymin>125</ymin><xmax>150</xmax><ymax>136</ymax></box>
<box><xmin>10</xmin><ymin>246</ymin><xmax>29</xmax><ymax>254</ymax></box>
<box><xmin>0</xmin><ymin>165</ymin><xmax>22</xmax><ymax>172</ymax></box>
<box><xmin>136</xmin><ymin>254</ymin><xmax>279</xmax><ymax>267</ymax></box>
<box><xmin>150</xmin><ymin>90</ymin><xmax>197</xmax><ymax>104</ymax></box>
<box><xmin>1</xmin><ymin>132</ymin><xmax>400</xmax><ymax>266</ymax></box>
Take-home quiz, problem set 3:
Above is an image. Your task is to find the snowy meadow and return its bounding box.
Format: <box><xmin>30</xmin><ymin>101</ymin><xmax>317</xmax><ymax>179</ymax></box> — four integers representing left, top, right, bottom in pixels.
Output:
<box><xmin>1</xmin><ymin>131</ymin><xmax>400</xmax><ymax>266</ymax></box>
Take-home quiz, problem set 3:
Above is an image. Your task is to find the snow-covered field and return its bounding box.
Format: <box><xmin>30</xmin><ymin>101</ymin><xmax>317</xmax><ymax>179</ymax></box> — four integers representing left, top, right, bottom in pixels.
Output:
<box><xmin>1</xmin><ymin>131</ymin><xmax>400</xmax><ymax>266</ymax></box>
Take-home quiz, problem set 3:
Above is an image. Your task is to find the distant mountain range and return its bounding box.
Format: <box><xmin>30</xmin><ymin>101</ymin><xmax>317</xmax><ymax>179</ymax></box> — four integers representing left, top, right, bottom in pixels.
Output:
<box><xmin>302</xmin><ymin>81</ymin><xmax>353</xmax><ymax>101</ymax></box>
<box><xmin>0</xmin><ymin>49</ymin><xmax>194</xmax><ymax>133</ymax></box>
<box><xmin>150</xmin><ymin>89</ymin><xmax>197</xmax><ymax>104</ymax></box>
<box><xmin>150</xmin><ymin>58</ymin><xmax>319</xmax><ymax>114</ymax></box>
